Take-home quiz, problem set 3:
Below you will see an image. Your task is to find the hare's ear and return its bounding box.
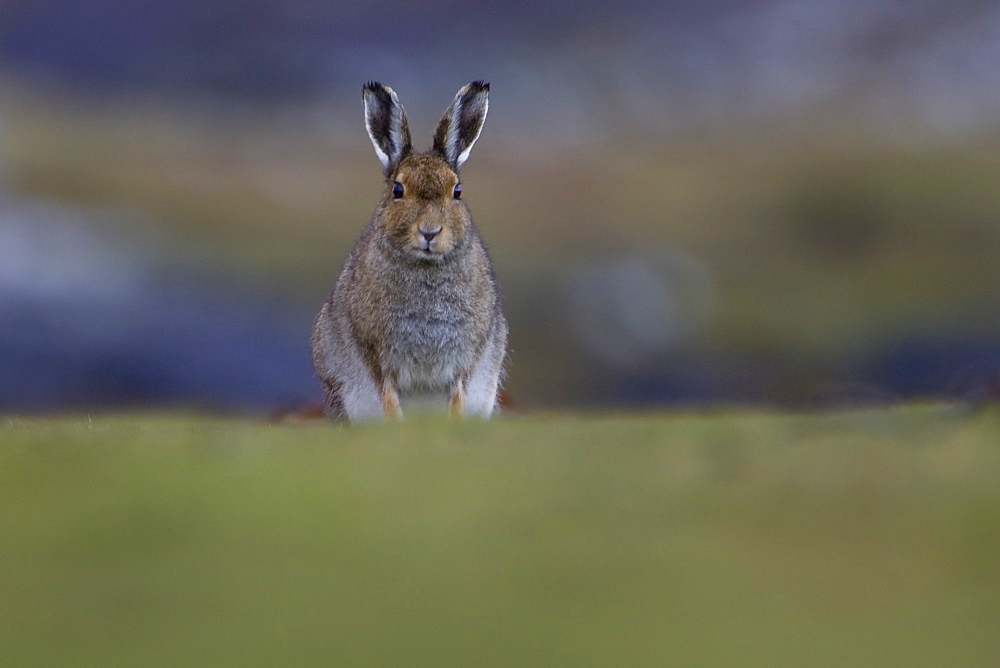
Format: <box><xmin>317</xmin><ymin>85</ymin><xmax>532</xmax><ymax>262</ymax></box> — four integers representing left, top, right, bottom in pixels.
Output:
<box><xmin>363</xmin><ymin>81</ymin><xmax>412</xmax><ymax>176</ymax></box>
<box><xmin>433</xmin><ymin>81</ymin><xmax>489</xmax><ymax>170</ymax></box>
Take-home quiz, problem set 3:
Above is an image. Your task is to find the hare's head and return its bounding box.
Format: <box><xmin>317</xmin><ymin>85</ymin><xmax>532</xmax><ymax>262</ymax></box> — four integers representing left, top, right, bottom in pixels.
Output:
<box><xmin>363</xmin><ymin>81</ymin><xmax>489</xmax><ymax>262</ymax></box>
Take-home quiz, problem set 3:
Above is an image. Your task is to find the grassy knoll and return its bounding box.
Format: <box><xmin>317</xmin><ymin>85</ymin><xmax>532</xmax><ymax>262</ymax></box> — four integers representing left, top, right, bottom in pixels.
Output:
<box><xmin>2</xmin><ymin>405</ymin><xmax>999</xmax><ymax>665</ymax></box>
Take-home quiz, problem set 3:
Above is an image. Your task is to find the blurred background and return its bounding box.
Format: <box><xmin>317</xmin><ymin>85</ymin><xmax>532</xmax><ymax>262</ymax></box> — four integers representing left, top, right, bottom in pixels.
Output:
<box><xmin>2</xmin><ymin>0</ymin><xmax>1000</xmax><ymax>414</ymax></box>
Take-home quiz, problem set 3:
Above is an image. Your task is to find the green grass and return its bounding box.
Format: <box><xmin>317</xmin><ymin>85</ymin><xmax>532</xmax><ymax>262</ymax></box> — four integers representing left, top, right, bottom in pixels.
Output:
<box><xmin>3</xmin><ymin>406</ymin><xmax>999</xmax><ymax>666</ymax></box>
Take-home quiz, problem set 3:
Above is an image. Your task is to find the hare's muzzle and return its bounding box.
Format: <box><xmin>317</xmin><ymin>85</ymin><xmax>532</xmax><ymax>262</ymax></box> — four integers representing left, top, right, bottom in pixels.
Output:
<box><xmin>417</xmin><ymin>224</ymin><xmax>443</xmax><ymax>253</ymax></box>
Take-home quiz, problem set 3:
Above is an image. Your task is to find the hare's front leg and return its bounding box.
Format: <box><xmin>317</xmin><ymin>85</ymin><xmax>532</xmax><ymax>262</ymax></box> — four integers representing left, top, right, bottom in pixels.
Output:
<box><xmin>380</xmin><ymin>377</ymin><xmax>403</xmax><ymax>420</ymax></box>
<box><xmin>449</xmin><ymin>375</ymin><xmax>467</xmax><ymax>418</ymax></box>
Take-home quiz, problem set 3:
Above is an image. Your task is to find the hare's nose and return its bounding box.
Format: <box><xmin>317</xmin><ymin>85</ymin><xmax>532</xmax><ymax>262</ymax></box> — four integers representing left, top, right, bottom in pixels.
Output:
<box><xmin>421</xmin><ymin>228</ymin><xmax>441</xmax><ymax>242</ymax></box>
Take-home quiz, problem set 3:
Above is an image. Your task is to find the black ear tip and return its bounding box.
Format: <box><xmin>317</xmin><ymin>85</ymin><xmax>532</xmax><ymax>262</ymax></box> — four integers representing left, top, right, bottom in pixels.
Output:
<box><xmin>471</xmin><ymin>80</ymin><xmax>490</xmax><ymax>92</ymax></box>
<box><xmin>363</xmin><ymin>80</ymin><xmax>384</xmax><ymax>95</ymax></box>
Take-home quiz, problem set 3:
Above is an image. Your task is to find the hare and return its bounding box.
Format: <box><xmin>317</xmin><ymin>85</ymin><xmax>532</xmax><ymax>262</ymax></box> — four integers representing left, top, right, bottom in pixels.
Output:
<box><xmin>311</xmin><ymin>81</ymin><xmax>508</xmax><ymax>422</ymax></box>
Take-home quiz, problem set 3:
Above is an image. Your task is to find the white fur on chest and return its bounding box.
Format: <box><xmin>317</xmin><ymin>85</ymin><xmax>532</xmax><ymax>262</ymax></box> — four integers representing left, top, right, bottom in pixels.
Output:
<box><xmin>390</xmin><ymin>315</ymin><xmax>474</xmax><ymax>392</ymax></box>
<box><xmin>383</xmin><ymin>270</ymin><xmax>481</xmax><ymax>392</ymax></box>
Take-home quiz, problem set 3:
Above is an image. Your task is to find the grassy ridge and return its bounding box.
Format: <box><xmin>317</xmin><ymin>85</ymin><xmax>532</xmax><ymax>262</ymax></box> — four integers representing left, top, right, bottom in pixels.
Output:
<box><xmin>2</xmin><ymin>406</ymin><xmax>999</xmax><ymax>665</ymax></box>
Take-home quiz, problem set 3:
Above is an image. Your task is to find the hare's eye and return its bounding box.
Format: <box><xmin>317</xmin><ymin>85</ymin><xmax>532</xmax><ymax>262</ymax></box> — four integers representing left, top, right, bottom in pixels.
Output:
<box><xmin>453</xmin><ymin>183</ymin><xmax>462</xmax><ymax>199</ymax></box>
<box><xmin>392</xmin><ymin>181</ymin><xmax>404</xmax><ymax>198</ymax></box>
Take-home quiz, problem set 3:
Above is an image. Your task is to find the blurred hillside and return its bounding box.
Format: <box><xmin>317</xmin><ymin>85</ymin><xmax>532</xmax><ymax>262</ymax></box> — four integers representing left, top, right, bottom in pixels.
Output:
<box><xmin>2</xmin><ymin>1</ymin><xmax>1000</xmax><ymax>412</ymax></box>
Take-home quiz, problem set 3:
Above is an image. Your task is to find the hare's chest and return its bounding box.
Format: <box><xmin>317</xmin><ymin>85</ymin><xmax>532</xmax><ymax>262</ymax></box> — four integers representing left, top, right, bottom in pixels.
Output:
<box><xmin>388</xmin><ymin>298</ymin><xmax>479</xmax><ymax>390</ymax></box>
